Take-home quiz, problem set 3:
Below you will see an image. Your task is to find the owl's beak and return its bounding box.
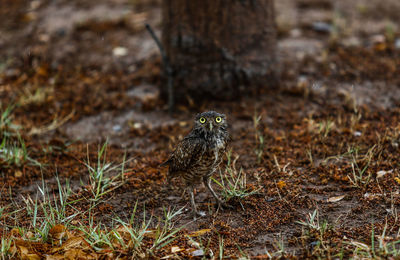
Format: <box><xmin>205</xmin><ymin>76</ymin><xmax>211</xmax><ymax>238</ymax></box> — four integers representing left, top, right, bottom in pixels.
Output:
<box><xmin>209</xmin><ymin>121</ymin><xmax>213</xmax><ymax>131</ymax></box>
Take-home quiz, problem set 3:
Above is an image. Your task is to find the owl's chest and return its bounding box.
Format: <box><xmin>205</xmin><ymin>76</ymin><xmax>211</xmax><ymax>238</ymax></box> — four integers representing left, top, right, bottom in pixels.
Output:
<box><xmin>185</xmin><ymin>138</ymin><xmax>226</xmax><ymax>181</ymax></box>
<box><xmin>200</xmin><ymin>139</ymin><xmax>226</xmax><ymax>166</ymax></box>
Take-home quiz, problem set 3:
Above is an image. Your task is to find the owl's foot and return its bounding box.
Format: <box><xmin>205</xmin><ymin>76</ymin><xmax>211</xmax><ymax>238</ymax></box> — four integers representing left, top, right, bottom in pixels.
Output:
<box><xmin>212</xmin><ymin>200</ymin><xmax>233</xmax><ymax>217</ymax></box>
<box><xmin>216</xmin><ymin>200</ymin><xmax>234</xmax><ymax>210</ymax></box>
<box><xmin>204</xmin><ymin>178</ymin><xmax>233</xmax><ymax>211</ymax></box>
<box><xmin>189</xmin><ymin>188</ymin><xmax>206</xmax><ymax>220</ymax></box>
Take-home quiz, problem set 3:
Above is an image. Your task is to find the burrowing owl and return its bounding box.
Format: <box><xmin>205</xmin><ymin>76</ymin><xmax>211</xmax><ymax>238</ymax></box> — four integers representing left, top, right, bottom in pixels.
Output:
<box><xmin>162</xmin><ymin>111</ymin><xmax>229</xmax><ymax>215</ymax></box>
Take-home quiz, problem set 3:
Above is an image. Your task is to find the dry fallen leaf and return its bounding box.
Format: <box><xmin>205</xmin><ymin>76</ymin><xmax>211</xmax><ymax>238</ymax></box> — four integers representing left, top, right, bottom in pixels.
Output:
<box><xmin>18</xmin><ymin>245</ymin><xmax>41</xmax><ymax>260</ymax></box>
<box><xmin>51</xmin><ymin>236</ymin><xmax>92</xmax><ymax>254</ymax></box>
<box><xmin>327</xmin><ymin>195</ymin><xmax>345</xmax><ymax>203</ymax></box>
<box><xmin>350</xmin><ymin>241</ymin><xmax>370</xmax><ymax>250</ymax></box>
<box><xmin>9</xmin><ymin>245</ymin><xmax>18</xmax><ymax>256</ymax></box>
<box><xmin>45</xmin><ymin>255</ymin><xmax>65</xmax><ymax>260</ymax></box>
<box><xmin>395</xmin><ymin>177</ymin><xmax>400</xmax><ymax>185</ymax></box>
<box><xmin>64</xmin><ymin>249</ymin><xmax>92</xmax><ymax>260</ymax></box>
<box><xmin>49</xmin><ymin>224</ymin><xmax>67</xmax><ymax>241</ymax></box>
<box><xmin>11</xmin><ymin>228</ymin><xmax>22</xmax><ymax>237</ymax></box>
<box><xmin>188</xmin><ymin>229</ymin><xmax>211</xmax><ymax>237</ymax></box>
<box><xmin>171</xmin><ymin>246</ymin><xmax>184</xmax><ymax>253</ymax></box>
<box><xmin>377</xmin><ymin>170</ymin><xmax>393</xmax><ymax>178</ymax></box>
<box><xmin>25</xmin><ymin>254</ymin><xmax>41</xmax><ymax>260</ymax></box>
<box><xmin>187</xmin><ymin>240</ymin><xmax>200</xmax><ymax>248</ymax></box>
<box><xmin>143</xmin><ymin>230</ymin><xmax>156</xmax><ymax>238</ymax></box>
<box><xmin>18</xmin><ymin>245</ymin><xmax>29</xmax><ymax>256</ymax></box>
<box><xmin>190</xmin><ymin>249</ymin><xmax>205</xmax><ymax>257</ymax></box>
<box><xmin>15</xmin><ymin>170</ymin><xmax>23</xmax><ymax>178</ymax></box>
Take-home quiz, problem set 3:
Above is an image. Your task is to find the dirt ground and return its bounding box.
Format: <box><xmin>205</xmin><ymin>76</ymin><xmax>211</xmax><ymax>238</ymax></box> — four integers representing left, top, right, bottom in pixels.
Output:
<box><xmin>1</xmin><ymin>0</ymin><xmax>400</xmax><ymax>258</ymax></box>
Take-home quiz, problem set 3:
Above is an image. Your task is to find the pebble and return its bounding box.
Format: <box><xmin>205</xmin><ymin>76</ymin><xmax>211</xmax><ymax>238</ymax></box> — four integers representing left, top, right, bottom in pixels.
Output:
<box><xmin>342</xmin><ymin>37</ymin><xmax>361</xmax><ymax>47</ymax></box>
<box><xmin>112</xmin><ymin>46</ymin><xmax>128</xmax><ymax>57</ymax></box>
<box><xmin>290</xmin><ymin>28</ymin><xmax>302</xmax><ymax>38</ymax></box>
<box><xmin>370</xmin><ymin>34</ymin><xmax>385</xmax><ymax>44</ymax></box>
<box><xmin>4</xmin><ymin>68</ymin><xmax>20</xmax><ymax>78</ymax></box>
<box><xmin>312</xmin><ymin>22</ymin><xmax>333</xmax><ymax>33</ymax></box>
<box><xmin>112</xmin><ymin>125</ymin><xmax>122</xmax><ymax>132</ymax></box>
<box><xmin>191</xmin><ymin>249</ymin><xmax>204</xmax><ymax>257</ymax></box>
<box><xmin>132</xmin><ymin>122</ymin><xmax>142</xmax><ymax>129</ymax></box>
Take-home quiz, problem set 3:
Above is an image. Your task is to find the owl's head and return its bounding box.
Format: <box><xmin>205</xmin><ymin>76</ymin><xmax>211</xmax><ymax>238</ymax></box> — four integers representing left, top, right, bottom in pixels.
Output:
<box><xmin>193</xmin><ymin>111</ymin><xmax>227</xmax><ymax>137</ymax></box>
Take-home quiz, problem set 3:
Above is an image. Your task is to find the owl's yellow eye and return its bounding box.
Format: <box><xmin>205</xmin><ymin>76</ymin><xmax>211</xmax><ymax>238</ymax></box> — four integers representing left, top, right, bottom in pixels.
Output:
<box><xmin>199</xmin><ymin>117</ymin><xmax>206</xmax><ymax>124</ymax></box>
<box><xmin>215</xmin><ymin>116</ymin><xmax>222</xmax><ymax>123</ymax></box>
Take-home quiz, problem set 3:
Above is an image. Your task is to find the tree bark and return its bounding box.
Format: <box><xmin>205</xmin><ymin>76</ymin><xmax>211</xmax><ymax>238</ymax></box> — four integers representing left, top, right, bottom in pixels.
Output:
<box><xmin>162</xmin><ymin>0</ymin><xmax>277</xmax><ymax>101</ymax></box>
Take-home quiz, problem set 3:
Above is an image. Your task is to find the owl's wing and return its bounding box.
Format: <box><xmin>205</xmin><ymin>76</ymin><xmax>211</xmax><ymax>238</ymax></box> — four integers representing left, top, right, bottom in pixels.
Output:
<box><xmin>163</xmin><ymin>137</ymin><xmax>205</xmax><ymax>173</ymax></box>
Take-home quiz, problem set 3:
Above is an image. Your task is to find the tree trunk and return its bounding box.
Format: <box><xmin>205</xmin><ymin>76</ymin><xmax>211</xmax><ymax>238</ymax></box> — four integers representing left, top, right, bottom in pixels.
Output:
<box><xmin>162</xmin><ymin>0</ymin><xmax>277</xmax><ymax>101</ymax></box>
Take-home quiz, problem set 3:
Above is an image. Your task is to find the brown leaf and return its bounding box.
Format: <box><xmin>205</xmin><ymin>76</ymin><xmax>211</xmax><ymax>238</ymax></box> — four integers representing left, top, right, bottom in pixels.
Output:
<box><xmin>188</xmin><ymin>229</ymin><xmax>212</xmax><ymax>237</ymax></box>
<box><xmin>15</xmin><ymin>170</ymin><xmax>23</xmax><ymax>178</ymax></box>
<box><xmin>64</xmin><ymin>249</ymin><xmax>91</xmax><ymax>260</ymax></box>
<box><xmin>9</xmin><ymin>245</ymin><xmax>18</xmax><ymax>256</ymax></box>
<box><xmin>327</xmin><ymin>195</ymin><xmax>345</xmax><ymax>203</ymax></box>
<box><xmin>18</xmin><ymin>245</ymin><xmax>29</xmax><ymax>256</ymax></box>
<box><xmin>171</xmin><ymin>246</ymin><xmax>184</xmax><ymax>253</ymax></box>
<box><xmin>11</xmin><ymin>228</ymin><xmax>22</xmax><ymax>237</ymax></box>
<box><xmin>49</xmin><ymin>224</ymin><xmax>67</xmax><ymax>241</ymax></box>
<box><xmin>51</xmin><ymin>236</ymin><xmax>92</xmax><ymax>254</ymax></box>
<box><xmin>144</xmin><ymin>230</ymin><xmax>156</xmax><ymax>238</ymax></box>
<box><xmin>45</xmin><ymin>255</ymin><xmax>65</xmax><ymax>260</ymax></box>
<box><xmin>18</xmin><ymin>245</ymin><xmax>41</xmax><ymax>260</ymax></box>
<box><xmin>25</xmin><ymin>254</ymin><xmax>42</xmax><ymax>260</ymax></box>
<box><xmin>36</xmin><ymin>66</ymin><xmax>48</xmax><ymax>77</ymax></box>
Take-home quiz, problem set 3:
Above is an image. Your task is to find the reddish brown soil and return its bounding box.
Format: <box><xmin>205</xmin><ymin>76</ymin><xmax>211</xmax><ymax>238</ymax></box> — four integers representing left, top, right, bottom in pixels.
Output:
<box><xmin>1</xmin><ymin>0</ymin><xmax>400</xmax><ymax>258</ymax></box>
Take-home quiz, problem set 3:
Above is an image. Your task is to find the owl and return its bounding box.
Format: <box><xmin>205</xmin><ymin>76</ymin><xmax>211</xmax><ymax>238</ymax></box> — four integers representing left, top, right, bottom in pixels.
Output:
<box><xmin>162</xmin><ymin>111</ymin><xmax>229</xmax><ymax>216</ymax></box>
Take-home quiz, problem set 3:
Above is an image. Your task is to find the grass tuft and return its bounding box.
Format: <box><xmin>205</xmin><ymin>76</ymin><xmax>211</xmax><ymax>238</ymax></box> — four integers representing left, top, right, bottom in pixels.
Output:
<box><xmin>0</xmin><ymin>105</ymin><xmax>40</xmax><ymax>168</ymax></box>
<box><xmin>297</xmin><ymin>209</ymin><xmax>331</xmax><ymax>256</ymax></box>
<box><xmin>347</xmin><ymin>145</ymin><xmax>377</xmax><ymax>188</ymax></box>
<box><xmin>253</xmin><ymin>112</ymin><xmax>265</xmax><ymax>164</ymax></box>
<box><xmin>347</xmin><ymin>223</ymin><xmax>400</xmax><ymax>258</ymax></box>
<box><xmin>212</xmin><ymin>151</ymin><xmax>259</xmax><ymax>206</ymax></box>
<box><xmin>0</xmin><ymin>237</ymin><xmax>13</xmax><ymax>259</ymax></box>
<box><xmin>85</xmin><ymin>141</ymin><xmax>129</xmax><ymax>201</ymax></box>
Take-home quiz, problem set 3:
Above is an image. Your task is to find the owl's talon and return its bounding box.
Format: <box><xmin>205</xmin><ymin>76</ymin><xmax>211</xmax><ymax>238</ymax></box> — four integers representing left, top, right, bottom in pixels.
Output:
<box><xmin>217</xmin><ymin>201</ymin><xmax>233</xmax><ymax>210</ymax></box>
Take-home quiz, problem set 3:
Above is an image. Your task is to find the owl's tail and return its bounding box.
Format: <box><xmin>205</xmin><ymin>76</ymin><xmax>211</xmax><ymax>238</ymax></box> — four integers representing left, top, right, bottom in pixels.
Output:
<box><xmin>159</xmin><ymin>159</ymin><xmax>171</xmax><ymax>168</ymax></box>
<box><xmin>160</xmin><ymin>159</ymin><xmax>173</xmax><ymax>184</ymax></box>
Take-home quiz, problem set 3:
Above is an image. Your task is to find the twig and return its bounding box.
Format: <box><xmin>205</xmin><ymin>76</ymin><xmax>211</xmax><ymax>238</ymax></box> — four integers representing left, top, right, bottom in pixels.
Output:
<box><xmin>145</xmin><ymin>23</ymin><xmax>174</xmax><ymax>114</ymax></box>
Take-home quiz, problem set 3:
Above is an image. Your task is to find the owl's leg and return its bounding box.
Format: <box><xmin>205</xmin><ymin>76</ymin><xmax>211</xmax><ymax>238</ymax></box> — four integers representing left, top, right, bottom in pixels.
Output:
<box><xmin>189</xmin><ymin>186</ymin><xmax>198</xmax><ymax>216</ymax></box>
<box><xmin>204</xmin><ymin>177</ymin><xmax>224</xmax><ymax>207</ymax></box>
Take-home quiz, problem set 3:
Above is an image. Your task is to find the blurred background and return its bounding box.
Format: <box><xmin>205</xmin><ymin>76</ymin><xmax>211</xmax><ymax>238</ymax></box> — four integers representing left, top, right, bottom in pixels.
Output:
<box><xmin>1</xmin><ymin>0</ymin><xmax>400</xmax><ymax>121</ymax></box>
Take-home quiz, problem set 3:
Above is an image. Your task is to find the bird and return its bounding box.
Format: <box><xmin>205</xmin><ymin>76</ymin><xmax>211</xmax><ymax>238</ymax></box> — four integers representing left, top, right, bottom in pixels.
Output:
<box><xmin>161</xmin><ymin>111</ymin><xmax>229</xmax><ymax>216</ymax></box>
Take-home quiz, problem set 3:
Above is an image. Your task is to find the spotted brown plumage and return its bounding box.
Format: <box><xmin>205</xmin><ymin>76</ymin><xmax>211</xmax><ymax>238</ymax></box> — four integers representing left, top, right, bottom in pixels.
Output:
<box><xmin>162</xmin><ymin>111</ymin><xmax>229</xmax><ymax>216</ymax></box>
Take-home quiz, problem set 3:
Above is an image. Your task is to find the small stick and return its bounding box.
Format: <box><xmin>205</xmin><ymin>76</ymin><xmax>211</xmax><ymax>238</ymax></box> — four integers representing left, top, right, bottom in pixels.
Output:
<box><xmin>145</xmin><ymin>23</ymin><xmax>174</xmax><ymax>114</ymax></box>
